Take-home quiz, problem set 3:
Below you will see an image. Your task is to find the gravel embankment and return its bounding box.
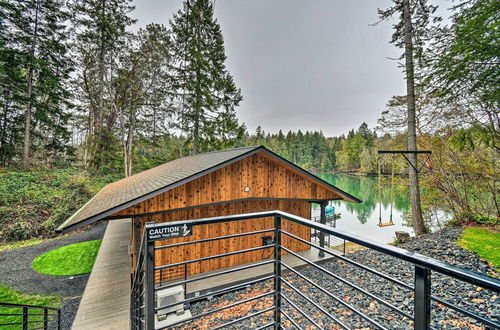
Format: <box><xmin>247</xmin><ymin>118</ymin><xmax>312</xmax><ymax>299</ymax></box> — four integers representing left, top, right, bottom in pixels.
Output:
<box><xmin>0</xmin><ymin>222</ymin><xmax>107</xmax><ymax>329</ymax></box>
<box><xmin>184</xmin><ymin>228</ymin><xmax>499</xmax><ymax>329</ymax></box>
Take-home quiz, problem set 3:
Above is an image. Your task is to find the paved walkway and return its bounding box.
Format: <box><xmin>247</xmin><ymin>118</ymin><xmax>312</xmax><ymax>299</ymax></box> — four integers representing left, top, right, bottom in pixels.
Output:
<box><xmin>72</xmin><ymin>219</ymin><xmax>131</xmax><ymax>330</ymax></box>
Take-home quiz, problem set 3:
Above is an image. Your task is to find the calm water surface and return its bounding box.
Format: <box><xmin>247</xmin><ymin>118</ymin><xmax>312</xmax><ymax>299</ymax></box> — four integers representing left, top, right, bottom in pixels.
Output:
<box><xmin>312</xmin><ymin>173</ymin><xmax>413</xmax><ymax>244</ymax></box>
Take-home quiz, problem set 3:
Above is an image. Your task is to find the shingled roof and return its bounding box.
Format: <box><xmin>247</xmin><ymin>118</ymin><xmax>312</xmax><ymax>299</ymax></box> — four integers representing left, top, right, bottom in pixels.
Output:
<box><xmin>58</xmin><ymin>146</ymin><xmax>360</xmax><ymax>231</ymax></box>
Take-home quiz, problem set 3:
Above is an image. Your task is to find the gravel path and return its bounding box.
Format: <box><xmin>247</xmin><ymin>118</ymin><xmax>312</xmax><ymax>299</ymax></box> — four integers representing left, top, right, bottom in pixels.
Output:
<box><xmin>0</xmin><ymin>222</ymin><xmax>107</xmax><ymax>329</ymax></box>
<box><xmin>0</xmin><ymin>222</ymin><xmax>107</xmax><ymax>296</ymax></box>
<box><xmin>184</xmin><ymin>228</ymin><xmax>499</xmax><ymax>329</ymax></box>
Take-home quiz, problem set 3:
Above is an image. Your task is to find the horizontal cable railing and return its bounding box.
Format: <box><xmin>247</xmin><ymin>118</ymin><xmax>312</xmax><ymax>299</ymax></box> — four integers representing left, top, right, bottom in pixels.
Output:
<box><xmin>130</xmin><ymin>210</ymin><xmax>500</xmax><ymax>330</ymax></box>
<box><xmin>0</xmin><ymin>302</ymin><xmax>60</xmax><ymax>330</ymax></box>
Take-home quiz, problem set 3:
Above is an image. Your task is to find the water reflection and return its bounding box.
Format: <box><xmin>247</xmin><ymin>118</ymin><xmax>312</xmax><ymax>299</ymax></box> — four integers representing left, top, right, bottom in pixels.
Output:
<box><xmin>313</xmin><ymin>173</ymin><xmax>412</xmax><ymax>244</ymax></box>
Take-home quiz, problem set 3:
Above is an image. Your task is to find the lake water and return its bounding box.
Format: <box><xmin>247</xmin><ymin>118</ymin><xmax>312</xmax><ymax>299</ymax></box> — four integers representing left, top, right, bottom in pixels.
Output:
<box><xmin>312</xmin><ymin>173</ymin><xmax>413</xmax><ymax>244</ymax></box>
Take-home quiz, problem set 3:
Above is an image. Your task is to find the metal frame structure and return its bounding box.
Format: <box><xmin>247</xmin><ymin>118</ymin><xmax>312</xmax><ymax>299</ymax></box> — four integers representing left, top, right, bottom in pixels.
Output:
<box><xmin>130</xmin><ymin>210</ymin><xmax>500</xmax><ymax>330</ymax></box>
<box><xmin>378</xmin><ymin>150</ymin><xmax>432</xmax><ymax>174</ymax></box>
<box><xmin>0</xmin><ymin>302</ymin><xmax>61</xmax><ymax>329</ymax></box>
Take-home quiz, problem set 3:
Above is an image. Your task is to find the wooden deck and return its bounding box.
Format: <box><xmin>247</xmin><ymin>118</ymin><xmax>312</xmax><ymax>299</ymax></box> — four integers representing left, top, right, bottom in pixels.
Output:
<box><xmin>72</xmin><ymin>219</ymin><xmax>131</xmax><ymax>330</ymax></box>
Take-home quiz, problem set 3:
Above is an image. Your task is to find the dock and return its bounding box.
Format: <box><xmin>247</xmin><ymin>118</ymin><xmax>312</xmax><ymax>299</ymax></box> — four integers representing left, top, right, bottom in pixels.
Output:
<box><xmin>72</xmin><ymin>219</ymin><xmax>131</xmax><ymax>330</ymax></box>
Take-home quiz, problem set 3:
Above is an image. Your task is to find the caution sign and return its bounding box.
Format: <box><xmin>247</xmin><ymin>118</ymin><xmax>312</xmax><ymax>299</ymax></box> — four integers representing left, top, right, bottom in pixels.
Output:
<box><xmin>147</xmin><ymin>223</ymin><xmax>192</xmax><ymax>241</ymax></box>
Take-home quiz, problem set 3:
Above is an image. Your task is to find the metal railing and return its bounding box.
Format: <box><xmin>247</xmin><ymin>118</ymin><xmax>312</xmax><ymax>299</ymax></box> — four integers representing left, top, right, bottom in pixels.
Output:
<box><xmin>130</xmin><ymin>210</ymin><xmax>500</xmax><ymax>330</ymax></box>
<box><xmin>311</xmin><ymin>214</ymin><xmax>346</xmax><ymax>255</ymax></box>
<box><xmin>0</xmin><ymin>302</ymin><xmax>60</xmax><ymax>329</ymax></box>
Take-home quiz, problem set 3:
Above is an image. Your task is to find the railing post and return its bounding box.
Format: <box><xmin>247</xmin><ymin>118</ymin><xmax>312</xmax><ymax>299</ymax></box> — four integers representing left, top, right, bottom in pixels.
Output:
<box><xmin>319</xmin><ymin>201</ymin><xmax>328</xmax><ymax>257</ymax></box>
<box><xmin>22</xmin><ymin>306</ymin><xmax>28</xmax><ymax>330</ymax></box>
<box><xmin>273</xmin><ymin>214</ymin><xmax>282</xmax><ymax>329</ymax></box>
<box><xmin>43</xmin><ymin>308</ymin><xmax>48</xmax><ymax>330</ymax></box>
<box><xmin>414</xmin><ymin>265</ymin><xmax>431</xmax><ymax>330</ymax></box>
<box><xmin>144</xmin><ymin>224</ymin><xmax>155</xmax><ymax>330</ymax></box>
<box><xmin>57</xmin><ymin>309</ymin><xmax>61</xmax><ymax>330</ymax></box>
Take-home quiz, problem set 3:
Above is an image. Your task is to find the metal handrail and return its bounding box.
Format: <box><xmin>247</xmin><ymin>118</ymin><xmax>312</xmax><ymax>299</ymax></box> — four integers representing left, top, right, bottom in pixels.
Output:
<box><xmin>0</xmin><ymin>302</ymin><xmax>61</xmax><ymax>330</ymax></box>
<box><xmin>0</xmin><ymin>302</ymin><xmax>60</xmax><ymax>311</ymax></box>
<box><xmin>132</xmin><ymin>210</ymin><xmax>500</xmax><ymax>330</ymax></box>
<box><xmin>145</xmin><ymin>210</ymin><xmax>500</xmax><ymax>291</ymax></box>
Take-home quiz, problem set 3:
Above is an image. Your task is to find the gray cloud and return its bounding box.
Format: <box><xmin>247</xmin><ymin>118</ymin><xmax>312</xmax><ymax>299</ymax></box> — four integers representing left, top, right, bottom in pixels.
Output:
<box><xmin>133</xmin><ymin>0</ymin><xmax>414</xmax><ymax>136</ymax></box>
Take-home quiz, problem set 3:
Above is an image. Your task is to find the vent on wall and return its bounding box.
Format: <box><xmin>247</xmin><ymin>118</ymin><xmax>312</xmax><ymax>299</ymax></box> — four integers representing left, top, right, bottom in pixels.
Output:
<box><xmin>156</xmin><ymin>285</ymin><xmax>185</xmax><ymax>320</ymax></box>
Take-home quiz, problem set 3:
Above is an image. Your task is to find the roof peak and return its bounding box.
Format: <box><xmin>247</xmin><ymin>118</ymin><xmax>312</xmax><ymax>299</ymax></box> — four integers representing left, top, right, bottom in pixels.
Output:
<box><xmin>59</xmin><ymin>144</ymin><xmax>360</xmax><ymax>232</ymax></box>
<box><xmin>180</xmin><ymin>145</ymin><xmax>262</xmax><ymax>159</ymax></box>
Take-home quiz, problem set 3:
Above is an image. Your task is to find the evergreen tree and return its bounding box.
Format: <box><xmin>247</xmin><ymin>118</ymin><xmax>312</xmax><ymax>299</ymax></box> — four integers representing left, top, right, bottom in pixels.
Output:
<box><xmin>1</xmin><ymin>0</ymin><xmax>73</xmax><ymax>167</ymax></box>
<box><xmin>0</xmin><ymin>1</ymin><xmax>24</xmax><ymax>165</ymax></box>
<box><xmin>255</xmin><ymin>125</ymin><xmax>265</xmax><ymax>140</ymax></box>
<box><xmin>71</xmin><ymin>0</ymin><xmax>135</xmax><ymax>170</ymax></box>
<box><xmin>170</xmin><ymin>0</ymin><xmax>243</xmax><ymax>154</ymax></box>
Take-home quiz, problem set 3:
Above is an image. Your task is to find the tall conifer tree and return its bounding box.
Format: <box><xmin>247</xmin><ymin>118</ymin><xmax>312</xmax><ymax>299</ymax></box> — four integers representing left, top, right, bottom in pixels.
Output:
<box><xmin>72</xmin><ymin>0</ymin><xmax>135</xmax><ymax>170</ymax></box>
<box><xmin>170</xmin><ymin>0</ymin><xmax>243</xmax><ymax>154</ymax></box>
<box><xmin>1</xmin><ymin>0</ymin><xmax>73</xmax><ymax>167</ymax></box>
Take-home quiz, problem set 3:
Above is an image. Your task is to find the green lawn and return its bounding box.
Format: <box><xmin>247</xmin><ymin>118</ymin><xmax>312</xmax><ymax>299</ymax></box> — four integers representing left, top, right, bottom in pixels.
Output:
<box><xmin>458</xmin><ymin>227</ymin><xmax>500</xmax><ymax>271</ymax></box>
<box><xmin>0</xmin><ymin>283</ymin><xmax>62</xmax><ymax>328</ymax></box>
<box><xmin>32</xmin><ymin>240</ymin><xmax>102</xmax><ymax>276</ymax></box>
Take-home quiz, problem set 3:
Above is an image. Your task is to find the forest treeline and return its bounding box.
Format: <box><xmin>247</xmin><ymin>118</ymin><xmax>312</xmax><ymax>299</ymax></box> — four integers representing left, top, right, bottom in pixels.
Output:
<box><xmin>0</xmin><ymin>0</ymin><xmax>498</xmax><ymax>241</ymax></box>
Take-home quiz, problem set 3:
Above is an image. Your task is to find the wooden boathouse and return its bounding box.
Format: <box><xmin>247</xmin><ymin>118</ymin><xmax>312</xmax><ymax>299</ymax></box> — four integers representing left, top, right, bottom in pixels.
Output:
<box><xmin>56</xmin><ymin>146</ymin><xmax>500</xmax><ymax>330</ymax></box>
<box><xmin>60</xmin><ymin>146</ymin><xmax>360</xmax><ymax>278</ymax></box>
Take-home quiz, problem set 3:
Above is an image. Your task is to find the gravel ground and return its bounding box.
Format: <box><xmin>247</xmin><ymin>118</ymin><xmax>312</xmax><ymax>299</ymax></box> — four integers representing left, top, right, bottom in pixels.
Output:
<box><xmin>183</xmin><ymin>228</ymin><xmax>499</xmax><ymax>329</ymax></box>
<box><xmin>0</xmin><ymin>222</ymin><xmax>107</xmax><ymax>329</ymax></box>
<box><xmin>53</xmin><ymin>296</ymin><xmax>82</xmax><ymax>330</ymax></box>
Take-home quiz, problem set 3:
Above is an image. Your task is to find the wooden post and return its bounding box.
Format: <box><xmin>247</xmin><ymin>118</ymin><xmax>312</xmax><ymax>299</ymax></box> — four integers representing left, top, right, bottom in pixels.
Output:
<box><xmin>319</xmin><ymin>201</ymin><xmax>328</xmax><ymax>257</ymax></box>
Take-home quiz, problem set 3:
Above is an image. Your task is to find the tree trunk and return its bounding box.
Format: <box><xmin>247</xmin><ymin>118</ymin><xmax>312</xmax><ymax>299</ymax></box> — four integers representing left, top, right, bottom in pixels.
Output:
<box><xmin>92</xmin><ymin>0</ymin><xmax>106</xmax><ymax>170</ymax></box>
<box><xmin>193</xmin><ymin>108</ymin><xmax>199</xmax><ymax>154</ymax></box>
<box><xmin>126</xmin><ymin>108</ymin><xmax>136</xmax><ymax>177</ymax></box>
<box><xmin>403</xmin><ymin>0</ymin><xmax>426</xmax><ymax>236</ymax></box>
<box><xmin>22</xmin><ymin>1</ymin><xmax>40</xmax><ymax>169</ymax></box>
<box><xmin>119</xmin><ymin>111</ymin><xmax>128</xmax><ymax>177</ymax></box>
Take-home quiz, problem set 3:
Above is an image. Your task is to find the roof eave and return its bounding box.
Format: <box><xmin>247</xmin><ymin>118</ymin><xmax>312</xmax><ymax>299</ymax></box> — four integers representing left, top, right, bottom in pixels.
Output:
<box><xmin>258</xmin><ymin>147</ymin><xmax>362</xmax><ymax>204</ymax></box>
<box><xmin>59</xmin><ymin>146</ymin><xmax>265</xmax><ymax>231</ymax></box>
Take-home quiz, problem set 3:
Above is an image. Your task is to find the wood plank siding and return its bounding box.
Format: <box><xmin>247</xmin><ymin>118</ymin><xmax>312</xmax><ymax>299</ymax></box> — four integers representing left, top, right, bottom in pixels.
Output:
<box><xmin>112</xmin><ymin>152</ymin><xmax>342</xmax><ymax>219</ymax></box>
<box><xmin>109</xmin><ymin>152</ymin><xmax>345</xmax><ymax>278</ymax></box>
<box><xmin>130</xmin><ymin>199</ymin><xmax>311</xmax><ymax>277</ymax></box>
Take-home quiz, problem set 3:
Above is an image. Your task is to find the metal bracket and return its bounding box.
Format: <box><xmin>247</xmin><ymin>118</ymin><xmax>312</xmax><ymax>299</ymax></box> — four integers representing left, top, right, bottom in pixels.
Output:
<box><xmin>378</xmin><ymin>150</ymin><xmax>432</xmax><ymax>173</ymax></box>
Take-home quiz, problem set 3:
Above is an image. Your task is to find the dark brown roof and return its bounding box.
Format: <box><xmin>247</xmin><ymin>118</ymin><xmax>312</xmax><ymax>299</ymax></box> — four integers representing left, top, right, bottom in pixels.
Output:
<box><xmin>58</xmin><ymin>146</ymin><xmax>361</xmax><ymax>231</ymax></box>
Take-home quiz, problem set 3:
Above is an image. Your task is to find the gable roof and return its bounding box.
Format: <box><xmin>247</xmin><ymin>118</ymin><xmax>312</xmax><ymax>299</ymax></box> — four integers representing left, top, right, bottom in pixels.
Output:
<box><xmin>58</xmin><ymin>146</ymin><xmax>361</xmax><ymax>232</ymax></box>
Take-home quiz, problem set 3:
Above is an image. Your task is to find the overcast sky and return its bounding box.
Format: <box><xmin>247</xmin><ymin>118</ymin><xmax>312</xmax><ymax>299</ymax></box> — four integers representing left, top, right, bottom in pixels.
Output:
<box><xmin>132</xmin><ymin>0</ymin><xmax>445</xmax><ymax>136</ymax></box>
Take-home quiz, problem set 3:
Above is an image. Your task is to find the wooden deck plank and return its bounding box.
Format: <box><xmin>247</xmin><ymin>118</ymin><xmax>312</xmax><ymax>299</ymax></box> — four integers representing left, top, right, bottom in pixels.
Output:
<box><xmin>72</xmin><ymin>219</ymin><xmax>131</xmax><ymax>330</ymax></box>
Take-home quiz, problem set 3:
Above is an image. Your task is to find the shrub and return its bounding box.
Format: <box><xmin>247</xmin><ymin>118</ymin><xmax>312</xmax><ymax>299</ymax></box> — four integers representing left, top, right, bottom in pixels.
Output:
<box><xmin>447</xmin><ymin>212</ymin><xmax>500</xmax><ymax>227</ymax></box>
<box><xmin>0</xmin><ymin>168</ymin><xmax>123</xmax><ymax>242</ymax></box>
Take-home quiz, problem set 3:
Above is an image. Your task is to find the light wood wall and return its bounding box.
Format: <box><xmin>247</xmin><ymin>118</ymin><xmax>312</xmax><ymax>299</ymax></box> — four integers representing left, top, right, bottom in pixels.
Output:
<box><xmin>132</xmin><ymin>199</ymin><xmax>311</xmax><ymax>278</ymax></box>
<box><xmin>122</xmin><ymin>151</ymin><xmax>342</xmax><ymax>278</ymax></box>
<box><xmin>113</xmin><ymin>152</ymin><xmax>341</xmax><ymax>218</ymax></box>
